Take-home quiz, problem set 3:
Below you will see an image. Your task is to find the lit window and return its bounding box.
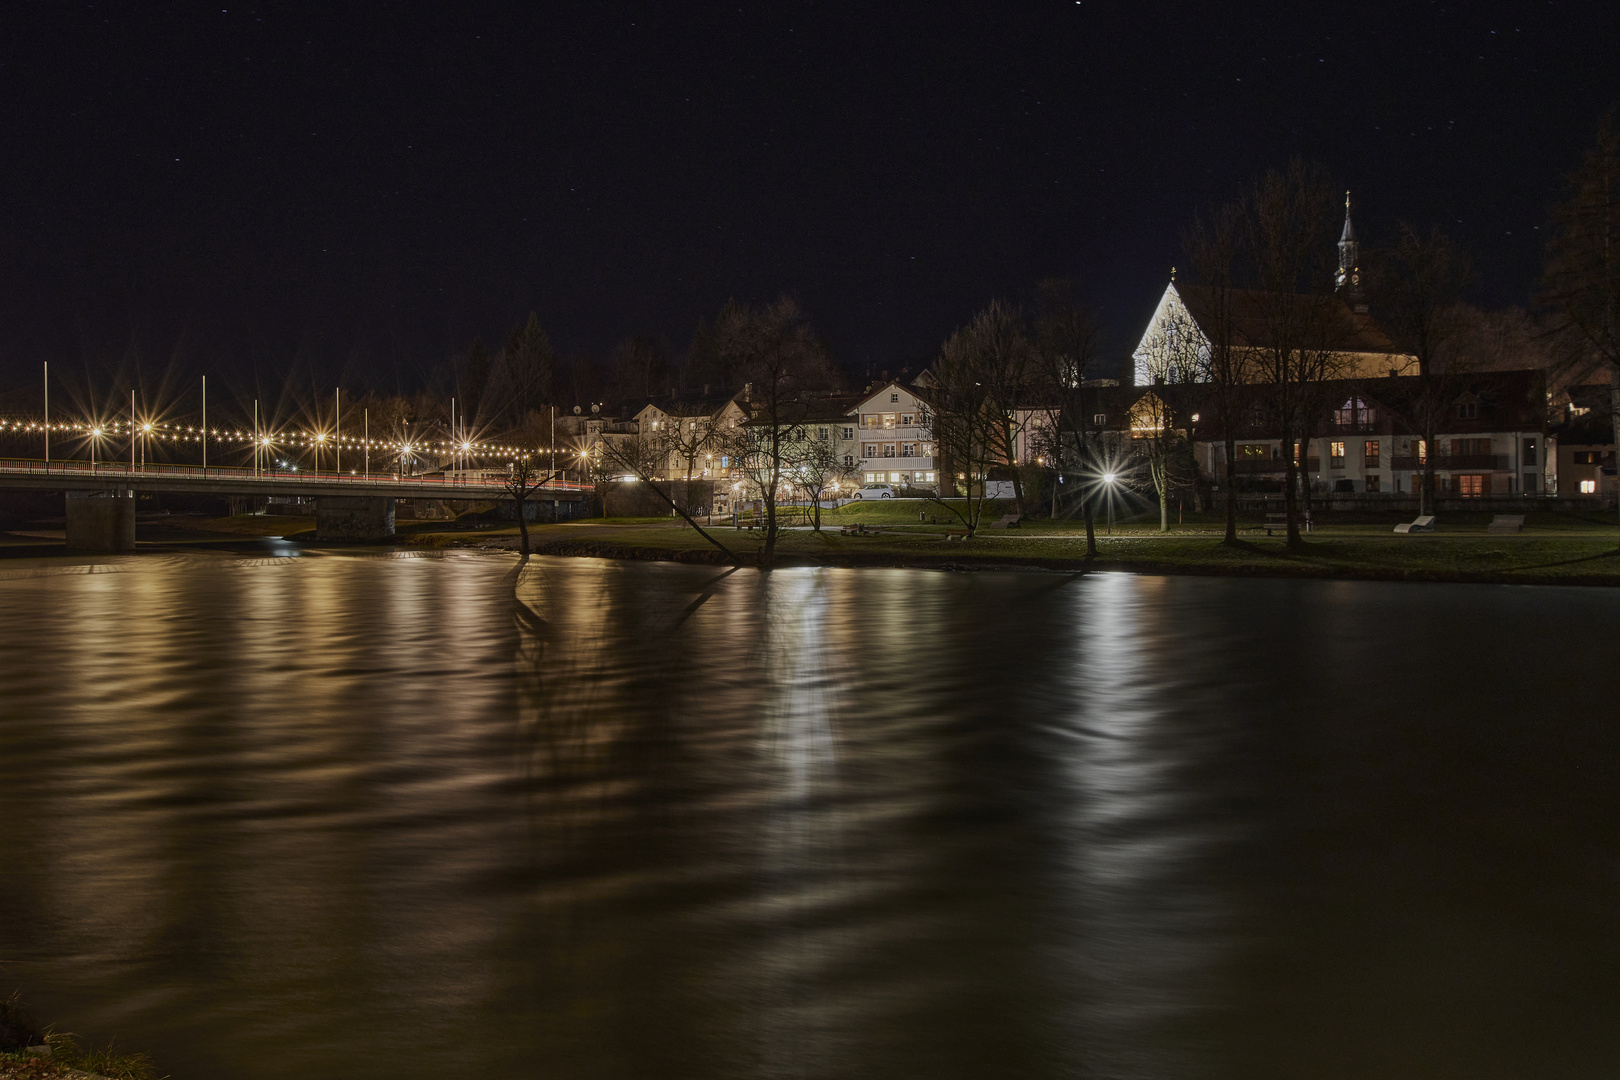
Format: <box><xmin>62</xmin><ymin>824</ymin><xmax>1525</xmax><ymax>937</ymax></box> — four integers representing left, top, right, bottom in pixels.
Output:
<box><xmin>1581</xmin><ymin>479</ymin><xmax>1597</xmax><ymax>494</ymax></box>
<box><xmin>901</xmin><ymin>413</ymin><xmax>915</xmax><ymax>426</ymax></box>
<box><xmin>901</xmin><ymin>443</ymin><xmax>916</xmax><ymax>457</ymax></box>
<box><xmin>1364</xmin><ymin>440</ymin><xmax>1380</xmax><ymax>467</ymax></box>
<box><xmin>889</xmin><ymin>471</ymin><xmax>901</xmax><ymax>482</ymax></box>
<box><xmin>863</xmin><ymin>443</ymin><xmax>876</xmax><ymax>458</ymax></box>
<box><xmin>1330</xmin><ymin>441</ymin><xmax>1346</xmax><ymax>466</ymax></box>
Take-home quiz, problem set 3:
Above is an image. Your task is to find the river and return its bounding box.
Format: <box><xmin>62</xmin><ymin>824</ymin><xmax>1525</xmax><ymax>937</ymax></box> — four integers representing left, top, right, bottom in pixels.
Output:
<box><xmin>0</xmin><ymin>550</ymin><xmax>1616</xmax><ymax>1079</ymax></box>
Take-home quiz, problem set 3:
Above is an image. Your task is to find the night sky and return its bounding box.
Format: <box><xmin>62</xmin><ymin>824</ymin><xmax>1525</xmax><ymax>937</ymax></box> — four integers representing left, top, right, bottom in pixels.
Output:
<box><xmin>3</xmin><ymin>1</ymin><xmax>1618</xmax><ymax>395</ymax></box>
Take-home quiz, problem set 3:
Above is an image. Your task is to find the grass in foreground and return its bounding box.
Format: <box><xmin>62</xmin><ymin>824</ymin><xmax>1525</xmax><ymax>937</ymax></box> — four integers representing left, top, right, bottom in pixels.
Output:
<box><xmin>0</xmin><ymin>993</ymin><xmax>159</xmax><ymax>1080</ymax></box>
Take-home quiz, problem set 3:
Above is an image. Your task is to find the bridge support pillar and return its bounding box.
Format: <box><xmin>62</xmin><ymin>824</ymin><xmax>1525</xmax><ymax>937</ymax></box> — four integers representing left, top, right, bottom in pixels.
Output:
<box><xmin>65</xmin><ymin>490</ymin><xmax>136</xmax><ymax>552</ymax></box>
<box><xmin>315</xmin><ymin>497</ymin><xmax>395</xmax><ymax>541</ymax></box>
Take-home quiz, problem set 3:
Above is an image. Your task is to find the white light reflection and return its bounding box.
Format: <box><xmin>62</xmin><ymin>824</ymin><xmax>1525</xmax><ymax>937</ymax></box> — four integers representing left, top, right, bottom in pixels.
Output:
<box><xmin>1053</xmin><ymin>571</ymin><xmax>1227</xmax><ymax>1077</ymax></box>
<box><xmin>749</xmin><ymin>568</ymin><xmax>856</xmax><ymax>1069</ymax></box>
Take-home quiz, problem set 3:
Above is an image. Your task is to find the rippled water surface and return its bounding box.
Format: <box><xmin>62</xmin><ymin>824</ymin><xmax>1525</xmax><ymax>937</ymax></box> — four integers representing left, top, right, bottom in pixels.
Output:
<box><xmin>1</xmin><ymin>550</ymin><xmax>1618</xmax><ymax>1079</ymax></box>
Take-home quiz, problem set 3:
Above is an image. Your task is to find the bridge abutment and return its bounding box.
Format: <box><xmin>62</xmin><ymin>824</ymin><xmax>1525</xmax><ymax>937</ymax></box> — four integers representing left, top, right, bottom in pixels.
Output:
<box><xmin>65</xmin><ymin>489</ymin><xmax>136</xmax><ymax>551</ymax></box>
<box><xmin>315</xmin><ymin>496</ymin><xmax>395</xmax><ymax>541</ymax></box>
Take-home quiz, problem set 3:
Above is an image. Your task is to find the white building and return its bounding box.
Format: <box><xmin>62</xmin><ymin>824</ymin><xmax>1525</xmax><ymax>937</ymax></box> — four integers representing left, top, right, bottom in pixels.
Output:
<box><xmin>849</xmin><ymin>382</ymin><xmax>939</xmax><ymax>489</ymax></box>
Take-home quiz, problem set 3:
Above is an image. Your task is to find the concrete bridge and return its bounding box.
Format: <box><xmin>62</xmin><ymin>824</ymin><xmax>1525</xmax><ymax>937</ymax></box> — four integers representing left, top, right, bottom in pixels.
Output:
<box><xmin>0</xmin><ymin>458</ymin><xmax>587</xmax><ymax>550</ymax></box>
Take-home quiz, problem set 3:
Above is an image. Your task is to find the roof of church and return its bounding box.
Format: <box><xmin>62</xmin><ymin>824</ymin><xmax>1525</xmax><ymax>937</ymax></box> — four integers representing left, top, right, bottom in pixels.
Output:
<box><xmin>1175</xmin><ymin>284</ymin><xmax>1398</xmax><ymax>355</ymax></box>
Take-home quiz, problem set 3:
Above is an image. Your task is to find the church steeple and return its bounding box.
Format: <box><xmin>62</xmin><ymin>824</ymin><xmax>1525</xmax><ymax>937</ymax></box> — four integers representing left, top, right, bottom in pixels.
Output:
<box><xmin>1336</xmin><ymin>191</ymin><xmax>1366</xmax><ymax>312</ymax></box>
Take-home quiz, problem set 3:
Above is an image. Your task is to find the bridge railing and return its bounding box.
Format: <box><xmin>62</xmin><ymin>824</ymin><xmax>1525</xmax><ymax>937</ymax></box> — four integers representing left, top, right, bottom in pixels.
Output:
<box><xmin>0</xmin><ymin>457</ymin><xmax>588</xmax><ymax>493</ymax></box>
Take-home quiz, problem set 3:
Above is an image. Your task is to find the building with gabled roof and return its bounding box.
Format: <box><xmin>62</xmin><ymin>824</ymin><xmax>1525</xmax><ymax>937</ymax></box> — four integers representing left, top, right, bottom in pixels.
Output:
<box><xmin>1132</xmin><ymin>197</ymin><xmax>1417</xmax><ymax>387</ymax></box>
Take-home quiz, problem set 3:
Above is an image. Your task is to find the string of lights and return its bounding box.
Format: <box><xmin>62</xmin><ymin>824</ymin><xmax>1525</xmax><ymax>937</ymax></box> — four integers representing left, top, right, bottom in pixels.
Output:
<box><xmin>0</xmin><ymin>417</ymin><xmax>561</xmax><ymax>457</ymax></box>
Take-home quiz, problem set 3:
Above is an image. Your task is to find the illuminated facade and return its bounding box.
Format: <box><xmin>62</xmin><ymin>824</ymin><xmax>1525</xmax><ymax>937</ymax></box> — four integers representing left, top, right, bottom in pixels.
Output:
<box><xmin>849</xmin><ymin>382</ymin><xmax>938</xmax><ymax>489</ymax></box>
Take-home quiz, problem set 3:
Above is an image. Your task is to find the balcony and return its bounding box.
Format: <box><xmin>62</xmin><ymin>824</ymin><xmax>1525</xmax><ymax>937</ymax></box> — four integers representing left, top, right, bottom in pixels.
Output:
<box><xmin>1390</xmin><ymin>454</ymin><xmax>1509</xmax><ymax>471</ymax></box>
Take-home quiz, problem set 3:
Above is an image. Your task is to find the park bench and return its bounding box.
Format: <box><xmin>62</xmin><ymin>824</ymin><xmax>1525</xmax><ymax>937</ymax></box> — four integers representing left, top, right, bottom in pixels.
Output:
<box><xmin>1393</xmin><ymin>514</ymin><xmax>1437</xmax><ymax>534</ymax></box>
<box><xmin>992</xmin><ymin>514</ymin><xmax>1021</xmax><ymax>528</ymax></box>
<box><xmin>942</xmin><ymin>528</ymin><xmax>970</xmax><ymax>541</ymax></box>
<box><xmin>1262</xmin><ymin>511</ymin><xmax>1311</xmax><ymax>536</ymax></box>
<box><xmin>840</xmin><ymin>523</ymin><xmax>882</xmax><ymax>537</ymax></box>
<box><xmin>1488</xmin><ymin>514</ymin><xmax>1525</xmax><ymax>534</ymax></box>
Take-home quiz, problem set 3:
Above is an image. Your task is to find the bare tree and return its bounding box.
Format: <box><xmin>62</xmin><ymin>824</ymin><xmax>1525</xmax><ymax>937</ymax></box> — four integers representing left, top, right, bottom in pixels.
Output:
<box><xmin>1370</xmin><ymin>223</ymin><xmax>1473</xmax><ymax>514</ymax></box>
<box><xmin>1543</xmin><ymin>114</ymin><xmax>1620</xmax><ymax>542</ymax></box>
<box><xmin>1241</xmin><ymin>161</ymin><xmax>1349</xmax><ymax>550</ymax></box>
<box><xmin>502</xmin><ymin>454</ymin><xmax>559</xmax><ymax>558</ymax></box>
<box><xmin>649</xmin><ymin>409</ymin><xmax>725</xmax><ymax>515</ymax></box>
<box><xmin>792</xmin><ymin>438</ymin><xmax>855</xmax><ymax>531</ymax></box>
<box><xmin>716</xmin><ymin>297</ymin><xmax>837</xmax><ymax>564</ymax></box>
<box><xmin>925</xmin><ymin>302</ymin><xmax>1034</xmax><ymax>534</ymax></box>
<box><xmin>1184</xmin><ymin>208</ymin><xmax>1253</xmax><ymax>544</ymax></box>
<box><xmin>595</xmin><ymin>430</ymin><xmax>741</xmax><ymax>562</ymax></box>
<box><xmin>1032</xmin><ymin>279</ymin><xmax>1107</xmax><ymax>555</ymax></box>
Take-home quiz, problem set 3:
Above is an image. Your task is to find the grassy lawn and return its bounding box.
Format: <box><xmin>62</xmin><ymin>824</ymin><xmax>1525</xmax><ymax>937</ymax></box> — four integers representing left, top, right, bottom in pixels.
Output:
<box><xmin>420</xmin><ymin>512</ymin><xmax>1620</xmax><ymax>585</ymax></box>
<box><xmin>157</xmin><ymin>505</ymin><xmax>1620</xmax><ymax>585</ymax></box>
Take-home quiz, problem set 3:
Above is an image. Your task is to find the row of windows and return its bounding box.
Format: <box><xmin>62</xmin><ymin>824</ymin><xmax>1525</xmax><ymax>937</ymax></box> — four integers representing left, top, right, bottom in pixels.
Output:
<box><xmin>1240</xmin><ymin>438</ymin><xmax>1533</xmax><ymax>466</ymax></box>
<box><xmin>864</xmin><ymin>471</ymin><xmax>936</xmax><ymax>484</ymax></box>
<box><xmin>862</xmin><ymin>442</ymin><xmax>930</xmax><ymax>458</ymax></box>
<box><xmin>861</xmin><ymin>412</ymin><xmax>923</xmax><ymax>429</ymax></box>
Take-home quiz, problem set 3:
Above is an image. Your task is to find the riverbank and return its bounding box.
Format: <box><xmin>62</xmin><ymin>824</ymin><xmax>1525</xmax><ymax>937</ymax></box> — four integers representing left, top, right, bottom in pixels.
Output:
<box><xmin>0</xmin><ymin>995</ymin><xmax>156</xmax><ymax>1080</ymax></box>
<box><xmin>29</xmin><ymin>508</ymin><xmax>1612</xmax><ymax>586</ymax></box>
<box><xmin>429</xmin><ymin>519</ymin><xmax>1620</xmax><ymax>586</ymax></box>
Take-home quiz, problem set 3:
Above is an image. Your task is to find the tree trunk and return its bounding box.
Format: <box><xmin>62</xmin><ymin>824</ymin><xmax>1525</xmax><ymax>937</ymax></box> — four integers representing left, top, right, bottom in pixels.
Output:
<box><xmin>762</xmin><ymin>479</ymin><xmax>778</xmax><ymax>564</ymax></box>
<box><xmin>1158</xmin><ymin>459</ymin><xmax>1170</xmax><ymax>532</ymax></box>
<box><xmin>1222</xmin><ymin>433</ymin><xmax>1238</xmax><ymax>544</ymax></box>
<box><xmin>1082</xmin><ymin>495</ymin><xmax>1097</xmax><ymax>557</ymax></box>
<box><xmin>514</xmin><ymin>495</ymin><xmax>530</xmax><ymax>557</ymax></box>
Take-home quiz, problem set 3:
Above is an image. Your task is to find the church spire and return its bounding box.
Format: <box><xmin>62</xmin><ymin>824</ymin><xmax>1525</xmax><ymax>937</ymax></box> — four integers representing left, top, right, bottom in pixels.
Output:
<box><xmin>1336</xmin><ymin>190</ymin><xmax>1366</xmax><ymax>312</ymax></box>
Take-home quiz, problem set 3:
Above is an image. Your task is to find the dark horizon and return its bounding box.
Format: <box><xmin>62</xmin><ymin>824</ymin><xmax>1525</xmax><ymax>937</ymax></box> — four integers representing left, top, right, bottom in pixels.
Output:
<box><xmin>3</xmin><ymin>1</ymin><xmax>1618</xmax><ymax>397</ymax></box>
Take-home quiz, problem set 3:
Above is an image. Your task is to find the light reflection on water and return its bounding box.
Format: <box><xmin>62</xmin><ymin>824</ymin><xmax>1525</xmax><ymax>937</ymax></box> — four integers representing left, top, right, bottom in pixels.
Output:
<box><xmin>1</xmin><ymin>554</ymin><xmax>1618</xmax><ymax>1079</ymax></box>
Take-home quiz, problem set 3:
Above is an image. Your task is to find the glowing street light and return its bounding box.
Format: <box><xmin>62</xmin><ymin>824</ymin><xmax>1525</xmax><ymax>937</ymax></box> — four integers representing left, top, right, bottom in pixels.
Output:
<box><xmin>1101</xmin><ymin>471</ymin><xmax>1119</xmax><ymax>534</ymax></box>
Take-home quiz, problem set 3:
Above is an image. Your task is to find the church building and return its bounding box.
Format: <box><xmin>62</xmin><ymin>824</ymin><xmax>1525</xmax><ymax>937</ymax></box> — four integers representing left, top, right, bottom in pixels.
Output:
<box><xmin>1131</xmin><ymin>195</ymin><xmax>1417</xmax><ymax>386</ymax></box>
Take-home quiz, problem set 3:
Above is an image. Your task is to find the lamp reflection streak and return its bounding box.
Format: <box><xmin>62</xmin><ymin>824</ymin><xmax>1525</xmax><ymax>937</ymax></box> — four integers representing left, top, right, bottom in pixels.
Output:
<box><xmin>1052</xmin><ymin>572</ymin><xmax>1228</xmax><ymax>1078</ymax></box>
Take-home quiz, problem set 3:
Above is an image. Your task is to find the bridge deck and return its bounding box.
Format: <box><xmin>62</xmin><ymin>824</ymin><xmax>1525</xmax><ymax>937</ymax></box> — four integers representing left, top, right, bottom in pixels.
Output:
<box><xmin>0</xmin><ymin>458</ymin><xmax>586</xmax><ymax>500</ymax></box>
